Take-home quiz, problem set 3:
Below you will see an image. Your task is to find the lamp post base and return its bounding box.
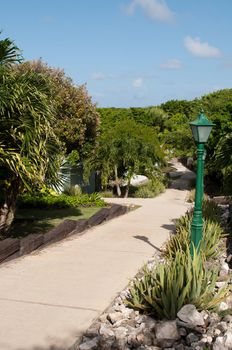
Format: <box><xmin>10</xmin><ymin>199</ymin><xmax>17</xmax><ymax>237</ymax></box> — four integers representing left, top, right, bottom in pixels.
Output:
<box><xmin>190</xmin><ymin>212</ymin><xmax>203</xmax><ymax>255</ymax></box>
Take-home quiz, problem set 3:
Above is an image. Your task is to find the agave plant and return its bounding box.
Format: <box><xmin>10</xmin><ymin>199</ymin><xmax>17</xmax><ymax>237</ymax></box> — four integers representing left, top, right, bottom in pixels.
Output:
<box><xmin>164</xmin><ymin>219</ymin><xmax>225</xmax><ymax>260</ymax></box>
<box><xmin>125</xmin><ymin>248</ymin><xmax>230</xmax><ymax>320</ymax></box>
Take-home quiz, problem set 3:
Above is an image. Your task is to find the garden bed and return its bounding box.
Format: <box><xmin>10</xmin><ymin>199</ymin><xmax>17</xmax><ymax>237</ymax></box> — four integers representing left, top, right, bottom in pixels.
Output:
<box><xmin>0</xmin><ymin>203</ymin><xmax>131</xmax><ymax>265</ymax></box>
<box><xmin>75</xmin><ymin>201</ymin><xmax>232</xmax><ymax>350</ymax></box>
<box><xmin>9</xmin><ymin>206</ymin><xmax>101</xmax><ymax>238</ymax></box>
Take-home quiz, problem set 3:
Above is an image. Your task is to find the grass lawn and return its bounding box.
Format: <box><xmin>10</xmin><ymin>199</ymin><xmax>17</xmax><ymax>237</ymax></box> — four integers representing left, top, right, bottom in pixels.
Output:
<box><xmin>9</xmin><ymin>207</ymin><xmax>101</xmax><ymax>238</ymax></box>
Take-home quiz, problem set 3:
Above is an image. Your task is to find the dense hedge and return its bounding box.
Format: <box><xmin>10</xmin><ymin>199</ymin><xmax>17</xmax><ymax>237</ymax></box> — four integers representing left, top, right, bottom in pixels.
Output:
<box><xmin>18</xmin><ymin>193</ymin><xmax>105</xmax><ymax>209</ymax></box>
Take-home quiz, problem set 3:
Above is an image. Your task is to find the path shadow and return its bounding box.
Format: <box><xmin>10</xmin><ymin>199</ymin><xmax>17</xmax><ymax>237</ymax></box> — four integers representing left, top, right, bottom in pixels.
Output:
<box><xmin>133</xmin><ymin>235</ymin><xmax>163</xmax><ymax>253</ymax></box>
<box><xmin>19</xmin><ymin>336</ymin><xmax>81</xmax><ymax>350</ymax></box>
<box><xmin>162</xmin><ymin>223</ymin><xmax>175</xmax><ymax>231</ymax></box>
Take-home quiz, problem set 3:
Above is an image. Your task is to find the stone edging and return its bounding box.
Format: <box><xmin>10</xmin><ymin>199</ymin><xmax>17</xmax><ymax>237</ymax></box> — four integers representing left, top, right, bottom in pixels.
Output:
<box><xmin>0</xmin><ymin>204</ymin><xmax>131</xmax><ymax>265</ymax></box>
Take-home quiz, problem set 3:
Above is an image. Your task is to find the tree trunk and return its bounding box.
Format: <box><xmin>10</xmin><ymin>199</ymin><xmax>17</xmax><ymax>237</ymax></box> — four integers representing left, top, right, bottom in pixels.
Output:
<box><xmin>114</xmin><ymin>165</ymin><xmax>121</xmax><ymax>197</ymax></box>
<box><xmin>124</xmin><ymin>179</ymin><xmax>131</xmax><ymax>198</ymax></box>
<box><xmin>0</xmin><ymin>183</ymin><xmax>19</xmax><ymax>236</ymax></box>
<box><xmin>116</xmin><ymin>183</ymin><xmax>121</xmax><ymax>197</ymax></box>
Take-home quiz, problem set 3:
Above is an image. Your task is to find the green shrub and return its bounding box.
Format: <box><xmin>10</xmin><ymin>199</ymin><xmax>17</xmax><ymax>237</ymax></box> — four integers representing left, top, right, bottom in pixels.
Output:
<box><xmin>100</xmin><ymin>190</ymin><xmax>114</xmax><ymax>198</ymax></box>
<box><xmin>133</xmin><ymin>179</ymin><xmax>165</xmax><ymax>198</ymax></box>
<box><xmin>175</xmin><ymin>199</ymin><xmax>222</xmax><ymax>231</ymax></box>
<box><xmin>202</xmin><ymin>199</ymin><xmax>222</xmax><ymax>224</ymax></box>
<box><xmin>18</xmin><ymin>192</ymin><xmax>105</xmax><ymax>209</ymax></box>
<box><xmin>133</xmin><ymin>186</ymin><xmax>155</xmax><ymax>198</ymax></box>
<box><xmin>125</xmin><ymin>249</ymin><xmax>229</xmax><ymax>320</ymax></box>
<box><xmin>175</xmin><ymin>211</ymin><xmax>192</xmax><ymax>234</ymax></box>
<box><xmin>63</xmin><ymin>185</ymin><xmax>82</xmax><ymax>196</ymax></box>
<box><xmin>187</xmin><ymin>189</ymin><xmax>209</xmax><ymax>203</ymax></box>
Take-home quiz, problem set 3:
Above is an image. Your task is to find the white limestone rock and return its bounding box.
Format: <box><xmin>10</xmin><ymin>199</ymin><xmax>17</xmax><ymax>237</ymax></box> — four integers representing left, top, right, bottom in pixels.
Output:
<box><xmin>224</xmin><ymin>330</ymin><xmax>232</xmax><ymax>348</ymax></box>
<box><xmin>107</xmin><ymin>312</ymin><xmax>125</xmax><ymax>324</ymax></box>
<box><xmin>99</xmin><ymin>324</ymin><xmax>115</xmax><ymax>338</ymax></box>
<box><xmin>79</xmin><ymin>337</ymin><xmax>99</xmax><ymax>350</ymax></box>
<box><xmin>218</xmin><ymin>301</ymin><xmax>229</xmax><ymax>312</ymax></box>
<box><xmin>155</xmin><ymin>320</ymin><xmax>180</xmax><ymax>348</ymax></box>
<box><xmin>177</xmin><ymin>304</ymin><xmax>205</xmax><ymax>327</ymax></box>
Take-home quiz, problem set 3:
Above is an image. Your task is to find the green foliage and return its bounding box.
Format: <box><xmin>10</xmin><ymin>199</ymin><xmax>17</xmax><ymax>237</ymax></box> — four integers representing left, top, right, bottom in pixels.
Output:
<box><xmin>18</xmin><ymin>192</ymin><xmax>105</xmax><ymax>209</ymax></box>
<box><xmin>63</xmin><ymin>185</ymin><xmax>82</xmax><ymax>196</ymax></box>
<box><xmin>175</xmin><ymin>211</ymin><xmax>193</xmax><ymax>235</ymax></box>
<box><xmin>9</xmin><ymin>206</ymin><xmax>100</xmax><ymax>239</ymax></box>
<box><xmin>85</xmin><ymin>118</ymin><xmax>164</xmax><ymax>196</ymax></box>
<box><xmin>15</xmin><ymin>59</ymin><xmax>100</xmax><ymax>158</ymax></box>
<box><xmin>0</xmin><ymin>68</ymin><xmax>63</xmax><ymax>190</ymax></box>
<box><xmin>165</xmin><ymin>219</ymin><xmax>224</xmax><ymax>260</ymax></box>
<box><xmin>132</xmin><ymin>179</ymin><xmax>165</xmax><ymax>198</ymax></box>
<box><xmin>177</xmin><ymin>199</ymin><xmax>222</xmax><ymax>224</ymax></box>
<box><xmin>66</xmin><ymin>150</ymin><xmax>80</xmax><ymax>166</ymax></box>
<box><xmin>187</xmin><ymin>189</ymin><xmax>209</xmax><ymax>203</ymax></box>
<box><xmin>202</xmin><ymin>199</ymin><xmax>222</xmax><ymax>223</ymax></box>
<box><xmin>0</xmin><ymin>32</ymin><xmax>23</xmax><ymax>66</ymax></box>
<box><xmin>0</xmin><ymin>36</ymin><xmax>65</xmax><ymax>234</ymax></box>
<box><xmin>100</xmin><ymin>190</ymin><xmax>115</xmax><ymax>198</ymax></box>
<box><xmin>125</xmin><ymin>249</ymin><xmax>229</xmax><ymax>319</ymax></box>
<box><xmin>98</xmin><ymin>89</ymin><xmax>232</xmax><ymax>176</ymax></box>
<box><xmin>160</xmin><ymin>99</ymin><xmax>198</xmax><ymax>118</ymax></box>
<box><xmin>213</xmin><ymin>132</ymin><xmax>232</xmax><ymax>194</ymax></box>
<box><xmin>164</xmin><ymin>204</ymin><xmax>224</xmax><ymax>260</ymax></box>
<box><xmin>200</xmin><ymin>89</ymin><xmax>232</xmax><ymax>194</ymax></box>
<box><xmin>162</xmin><ymin>113</ymin><xmax>195</xmax><ymax>156</ymax></box>
<box><xmin>98</xmin><ymin>106</ymin><xmax>168</xmax><ymax>133</ymax></box>
<box><xmin>132</xmin><ymin>186</ymin><xmax>155</xmax><ymax>198</ymax></box>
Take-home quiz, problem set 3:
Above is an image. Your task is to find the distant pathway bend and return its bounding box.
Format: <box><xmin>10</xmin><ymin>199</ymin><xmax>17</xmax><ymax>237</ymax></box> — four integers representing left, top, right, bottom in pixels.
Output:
<box><xmin>0</xmin><ymin>161</ymin><xmax>194</xmax><ymax>350</ymax></box>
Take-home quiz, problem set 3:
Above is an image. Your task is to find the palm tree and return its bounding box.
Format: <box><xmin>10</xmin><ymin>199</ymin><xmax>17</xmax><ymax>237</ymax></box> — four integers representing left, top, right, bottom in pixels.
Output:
<box><xmin>214</xmin><ymin>133</ymin><xmax>232</xmax><ymax>169</ymax></box>
<box><xmin>0</xmin><ymin>32</ymin><xmax>22</xmax><ymax>66</ymax></box>
<box><xmin>213</xmin><ymin>132</ymin><xmax>232</xmax><ymax>193</ymax></box>
<box><xmin>0</xmin><ymin>35</ymin><xmax>63</xmax><ymax>235</ymax></box>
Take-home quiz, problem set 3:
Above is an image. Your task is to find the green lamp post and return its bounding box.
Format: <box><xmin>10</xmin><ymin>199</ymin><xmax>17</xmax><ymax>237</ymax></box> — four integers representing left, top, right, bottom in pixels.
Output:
<box><xmin>189</xmin><ymin>111</ymin><xmax>214</xmax><ymax>253</ymax></box>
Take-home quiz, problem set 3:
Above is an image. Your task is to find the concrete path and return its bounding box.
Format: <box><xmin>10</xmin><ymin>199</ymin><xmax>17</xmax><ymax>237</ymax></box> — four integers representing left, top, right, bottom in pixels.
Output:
<box><xmin>0</xmin><ymin>162</ymin><xmax>194</xmax><ymax>350</ymax></box>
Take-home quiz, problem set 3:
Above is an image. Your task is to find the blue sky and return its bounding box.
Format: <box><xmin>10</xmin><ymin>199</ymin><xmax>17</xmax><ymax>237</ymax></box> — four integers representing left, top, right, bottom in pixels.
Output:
<box><xmin>0</xmin><ymin>0</ymin><xmax>231</xmax><ymax>107</ymax></box>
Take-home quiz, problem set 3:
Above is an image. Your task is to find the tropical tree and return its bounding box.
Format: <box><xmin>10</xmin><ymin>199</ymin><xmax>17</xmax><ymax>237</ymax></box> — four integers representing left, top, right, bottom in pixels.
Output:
<box><xmin>210</xmin><ymin>133</ymin><xmax>232</xmax><ymax>194</ymax></box>
<box><xmin>0</xmin><ymin>37</ymin><xmax>63</xmax><ymax>235</ymax></box>
<box><xmin>14</xmin><ymin>59</ymin><xmax>100</xmax><ymax>160</ymax></box>
<box><xmin>0</xmin><ymin>32</ymin><xmax>22</xmax><ymax>66</ymax></box>
<box><xmin>85</xmin><ymin>118</ymin><xmax>164</xmax><ymax>197</ymax></box>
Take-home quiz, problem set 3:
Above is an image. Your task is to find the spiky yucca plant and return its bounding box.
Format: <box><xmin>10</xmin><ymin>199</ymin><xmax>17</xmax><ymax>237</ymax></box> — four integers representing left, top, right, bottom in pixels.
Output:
<box><xmin>125</xmin><ymin>249</ymin><xmax>230</xmax><ymax>320</ymax></box>
<box><xmin>164</xmin><ymin>218</ymin><xmax>225</xmax><ymax>260</ymax></box>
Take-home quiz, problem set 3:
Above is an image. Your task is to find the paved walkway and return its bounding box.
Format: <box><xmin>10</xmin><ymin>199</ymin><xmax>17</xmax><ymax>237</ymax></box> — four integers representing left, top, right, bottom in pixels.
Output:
<box><xmin>0</xmin><ymin>162</ymin><xmax>194</xmax><ymax>350</ymax></box>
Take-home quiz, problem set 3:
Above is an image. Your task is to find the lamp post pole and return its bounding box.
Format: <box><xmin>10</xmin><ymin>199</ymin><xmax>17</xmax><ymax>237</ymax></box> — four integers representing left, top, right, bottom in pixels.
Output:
<box><xmin>190</xmin><ymin>142</ymin><xmax>204</xmax><ymax>253</ymax></box>
<box><xmin>189</xmin><ymin>112</ymin><xmax>214</xmax><ymax>255</ymax></box>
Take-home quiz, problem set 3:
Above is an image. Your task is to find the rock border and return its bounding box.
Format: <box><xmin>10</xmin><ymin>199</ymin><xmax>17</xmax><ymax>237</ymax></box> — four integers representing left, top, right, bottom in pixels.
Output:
<box><xmin>73</xmin><ymin>205</ymin><xmax>232</xmax><ymax>350</ymax></box>
<box><xmin>0</xmin><ymin>204</ymin><xmax>131</xmax><ymax>265</ymax></box>
<box><xmin>73</xmin><ymin>256</ymin><xmax>232</xmax><ymax>350</ymax></box>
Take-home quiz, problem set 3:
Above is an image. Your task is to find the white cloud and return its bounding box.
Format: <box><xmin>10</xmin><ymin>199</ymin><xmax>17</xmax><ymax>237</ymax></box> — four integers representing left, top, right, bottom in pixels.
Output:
<box><xmin>160</xmin><ymin>59</ymin><xmax>183</xmax><ymax>70</ymax></box>
<box><xmin>123</xmin><ymin>0</ymin><xmax>174</xmax><ymax>23</ymax></box>
<box><xmin>91</xmin><ymin>92</ymin><xmax>105</xmax><ymax>98</ymax></box>
<box><xmin>91</xmin><ymin>72</ymin><xmax>118</xmax><ymax>80</ymax></box>
<box><xmin>133</xmin><ymin>78</ymin><xmax>143</xmax><ymax>88</ymax></box>
<box><xmin>91</xmin><ymin>72</ymin><xmax>107</xmax><ymax>80</ymax></box>
<box><xmin>184</xmin><ymin>36</ymin><xmax>222</xmax><ymax>58</ymax></box>
<box><xmin>91</xmin><ymin>72</ymin><xmax>155</xmax><ymax>88</ymax></box>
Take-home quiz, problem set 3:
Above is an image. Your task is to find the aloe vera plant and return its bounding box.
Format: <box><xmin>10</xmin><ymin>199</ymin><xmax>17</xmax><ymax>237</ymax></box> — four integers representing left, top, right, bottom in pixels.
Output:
<box><xmin>164</xmin><ymin>213</ymin><xmax>225</xmax><ymax>260</ymax></box>
<box><xmin>125</xmin><ymin>249</ymin><xmax>230</xmax><ymax>320</ymax></box>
